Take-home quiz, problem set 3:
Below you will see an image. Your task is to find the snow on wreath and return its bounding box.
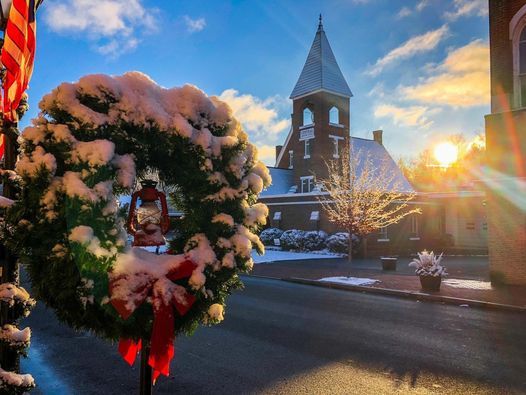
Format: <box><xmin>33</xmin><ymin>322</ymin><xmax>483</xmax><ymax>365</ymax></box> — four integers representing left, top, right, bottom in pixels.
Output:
<box><xmin>1</xmin><ymin>72</ymin><xmax>271</xmax><ymax>382</ymax></box>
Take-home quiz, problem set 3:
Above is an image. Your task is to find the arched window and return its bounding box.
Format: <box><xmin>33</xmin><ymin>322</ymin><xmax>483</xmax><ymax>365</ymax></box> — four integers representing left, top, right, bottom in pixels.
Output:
<box><xmin>519</xmin><ymin>26</ymin><xmax>526</xmax><ymax>107</ymax></box>
<box><xmin>329</xmin><ymin>106</ymin><xmax>339</xmax><ymax>124</ymax></box>
<box><xmin>303</xmin><ymin>108</ymin><xmax>313</xmax><ymax>126</ymax></box>
<box><xmin>510</xmin><ymin>5</ymin><xmax>526</xmax><ymax>108</ymax></box>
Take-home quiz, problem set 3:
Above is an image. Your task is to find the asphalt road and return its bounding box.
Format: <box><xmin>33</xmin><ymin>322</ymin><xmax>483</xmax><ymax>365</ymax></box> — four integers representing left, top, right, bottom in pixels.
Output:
<box><xmin>257</xmin><ymin>255</ymin><xmax>490</xmax><ymax>280</ymax></box>
<box><xmin>20</xmin><ymin>276</ymin><xmax>526</xmax><ymax>394</ymax></box>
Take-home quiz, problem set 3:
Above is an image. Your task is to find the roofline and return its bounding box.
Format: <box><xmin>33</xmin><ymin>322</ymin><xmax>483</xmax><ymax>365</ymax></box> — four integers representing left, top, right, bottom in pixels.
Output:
<box><xmin>290</xmin><ymin>88</ymin><xmax>353</xmax><ymax>100</ymax></box>
<box><xmin>275</xmin><ymin>124</ymin><xmax>293</xmax><ymax>166</ymax></box>
<box><xmin>420</xmin><ymin>191</ymin><xmax>486</xmax><ymax>199</ymax></box>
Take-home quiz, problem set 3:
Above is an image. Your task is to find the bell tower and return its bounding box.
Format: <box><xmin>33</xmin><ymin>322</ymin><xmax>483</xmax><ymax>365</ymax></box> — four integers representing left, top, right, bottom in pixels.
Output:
<box><xmin>276</xmin><ymin>16</ymin><xmax>352</xmax><ymax>193</ymax></box>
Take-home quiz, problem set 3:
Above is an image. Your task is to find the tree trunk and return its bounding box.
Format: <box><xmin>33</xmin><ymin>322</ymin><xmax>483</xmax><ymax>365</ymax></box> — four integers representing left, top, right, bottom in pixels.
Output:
<box><xmin>347</xmin><ymin>231</ymin><xmax>353</xmax><ymax>264</ymax></box>
<box><xmin>362</xmin><ymin>237</ymin><xmax>368</xmax><ymax>259</ymax></box>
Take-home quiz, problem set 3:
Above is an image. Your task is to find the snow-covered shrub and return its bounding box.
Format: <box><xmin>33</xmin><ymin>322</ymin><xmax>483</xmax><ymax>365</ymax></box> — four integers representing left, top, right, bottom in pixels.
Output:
<box><xmin>259</xmin><ymin>228</ymin><xmax>284</xmax><ymax>246</ymax></box>
<box><xmin>409</xmin><ymin>250</ymin><xmax>447</xmax><ymax>277</ymax></box>
<box><xmin>326</xmin><ymin>232</ymin><xmax>359</xmax><ymax>254</ymax></box>
<box><xmin>279</xmin><ymin>229</ymin><xmax>305</xmax><ymax>250</ymax></box>
<box><xmin>301</xmin><ymin>231</ymin><xmax>328</xmax><ymax>251</ymax></box>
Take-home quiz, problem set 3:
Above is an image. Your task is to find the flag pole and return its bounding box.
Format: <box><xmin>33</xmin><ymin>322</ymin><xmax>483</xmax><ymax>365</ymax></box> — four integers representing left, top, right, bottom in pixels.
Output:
<box><xmin>0</xmin><ymin>30</ymin><xmax>20</xmax><ymax>380</ymax></box>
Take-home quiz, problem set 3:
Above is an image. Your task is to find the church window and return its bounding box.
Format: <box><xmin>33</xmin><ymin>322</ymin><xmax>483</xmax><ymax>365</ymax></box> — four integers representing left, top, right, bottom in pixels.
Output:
<box><xmin>510</xmin><ymin>7</ymin><xmax>526</xmax><ymax>108</ymax></box>
<box><xmin>300</xmin><ymin>176</ymin><xmax>314</xmax><ymax>193</ymax></box>
<box><xmin>329</xmin><ymin>135</ymin><xmax>344</xmax><ymax>158</ymax></box>
<box><xmin>304</xmin><ymin>139</ymin><xmax>311</xmax><ymax>158</ymax></box>
<box><xmin>329</xmin><ymin>106</ymin><xmax>339</xmax><ymax>124</ymax></box>
<box><xmin>303</xmin><ymin>108</ymin><xmax>314</xmax><ymax>126</ymax></box>
<box><xmin>289</xmin><ymin>150</ymin><xmax>293</xmax><ymax>168</ymax></box>
<box><xmin>519</xmin><ymin>27</ymin><xmax>526</xmax><ymax>107</ymax></box>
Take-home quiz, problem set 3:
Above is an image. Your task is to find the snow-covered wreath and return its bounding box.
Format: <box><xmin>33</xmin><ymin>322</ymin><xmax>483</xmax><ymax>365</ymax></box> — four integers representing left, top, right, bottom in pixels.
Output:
<box><xmin>2</xmin><ymin>72</ymin><xmax>270</xmax><ymax>381</ymax></box>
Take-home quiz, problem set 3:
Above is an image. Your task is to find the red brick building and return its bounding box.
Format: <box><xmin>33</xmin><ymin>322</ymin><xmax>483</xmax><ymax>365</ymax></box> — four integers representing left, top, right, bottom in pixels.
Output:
<box><xmin>485</xmin><ymin>0</ymin><xmax>526</xmax><ymax>284</ymax></box>
<box><xmin>258</xmin><ymin>19</ymin><xmax>460</xmax><ymax>257</ymax></box>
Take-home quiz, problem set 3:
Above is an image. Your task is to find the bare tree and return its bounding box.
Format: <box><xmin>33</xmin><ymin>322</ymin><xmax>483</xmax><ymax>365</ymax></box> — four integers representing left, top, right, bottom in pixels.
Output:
<box><xmin>318</xmin><ymin>144</ymin><xmax>421</xmax><ymax>262</ymax></box>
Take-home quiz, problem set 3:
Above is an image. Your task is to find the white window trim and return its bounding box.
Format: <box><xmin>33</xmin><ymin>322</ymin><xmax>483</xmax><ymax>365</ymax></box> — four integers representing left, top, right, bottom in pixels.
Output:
<box><xmin>377</xmin><ymin>238</ymin><xmax>390</xmax><ymax>242</ymax></box>
<box><xmin>300</xmin><ymin>176</ymin><xmax>314</xmax><ymax>193</ymax></box>
<box><xmin>410</xmin><ymin>214</ymin><xmax>419</xmax><ymax>237</ymax></box>
<box><xmin>329</xmin><ymin>123</ymin><xmax>344</xmax><ymax>128</ymax></box>
<box><xmin>304</xmin><ymin>139</ymin><xmax>311</xmax><ymax>159</ymax></box>
<box><xmin>288</xmin><ymin>150</ymin><xmax>293</xmax><ymax>169</ymax></box>
<box><xmin>329</xmin><ymin>134</ymin><xmax>344</xmax><ymax>159</ymax></box>
<box><xmin>510</xmin><ymin>5</ymin><xmax>526</xmax><ymax>109</ymax></box>
<box><xmin>303</xmin><ymin>108</ymin><xmax>314</xmax><ymax>127</ymax></box>
<box><xmin>299</xmin><ymin>123</ymin><xmax>315</xmax><ymax>130</ymax></box>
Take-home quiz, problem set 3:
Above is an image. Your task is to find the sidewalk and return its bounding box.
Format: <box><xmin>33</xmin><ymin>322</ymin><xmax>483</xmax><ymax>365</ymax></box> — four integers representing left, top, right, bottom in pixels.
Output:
<box><xmin>250</xmin><ymin>256</ymin><xmax>526</xmax><ymax>310</ymax></box>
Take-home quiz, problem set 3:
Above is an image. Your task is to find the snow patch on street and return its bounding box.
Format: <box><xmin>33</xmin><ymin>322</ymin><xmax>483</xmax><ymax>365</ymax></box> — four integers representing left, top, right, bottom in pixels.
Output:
<box><xmin>252</xmin><ymin>249</ymin><xmax>341</xmax><ymax>264</ymax></box>
<box><xmin>319</xmin><ymin>277</ymin><xmax>380</xmax><ymax>286</ymax></box>
<box><xmin>443</xmin><ymin>279</ymin><xmax>493</xmax><ymax>290</ymax></box>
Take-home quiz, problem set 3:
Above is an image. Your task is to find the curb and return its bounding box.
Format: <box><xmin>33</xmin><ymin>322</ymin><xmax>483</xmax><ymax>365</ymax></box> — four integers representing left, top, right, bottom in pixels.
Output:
<box><xmin>276</xmin><ymin>277</ymin><xmax>526</xmax><ymax>313</ymax></box>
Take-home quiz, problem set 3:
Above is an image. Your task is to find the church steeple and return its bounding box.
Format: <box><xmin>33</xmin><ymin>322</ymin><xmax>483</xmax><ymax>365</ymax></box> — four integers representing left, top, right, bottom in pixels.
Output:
<box><xmin>290</xmin><ymin>17</ymin><xmax>352</xmax><ymax>99</ymax></box>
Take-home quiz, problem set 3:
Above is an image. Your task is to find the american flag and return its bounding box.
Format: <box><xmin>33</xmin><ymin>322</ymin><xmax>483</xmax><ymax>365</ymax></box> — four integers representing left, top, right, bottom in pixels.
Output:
<box><xmin>1</xmin><ymin>0</ymin><xmax>39</xmax><ymax>123</ymax></box>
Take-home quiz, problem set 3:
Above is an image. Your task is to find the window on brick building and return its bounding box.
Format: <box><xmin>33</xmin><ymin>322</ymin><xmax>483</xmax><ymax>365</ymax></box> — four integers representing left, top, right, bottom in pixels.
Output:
<box><xmin>303</xmin><ymin>108</ymin><xmax>314</xmax><ymax>126</ymax></box>
<box><xmin>520</xmin><ymin>27</ymin><xmax>526</xmax><ymax>107</ymax></box>
<box><xmin>304</xmin><ymin>139</ymin><xmax>311</xmax><ymax>158</ymax></box>
<box><xmin>329</xmin><ymin>106</ymin><xmax>339</xmax><ymax>124</ymax></box>
<box><xmin>410</xmin><ymin>215</ymin><xmax>419</xmax><ymax>237</ymax></box>
<box><xmin>289</xmin><ymin>150</ymin><xmax>293</xmax><ymax>168</ymax></box>
<box><xmin>378</xmin><ymin>226</ymin><xmax>388</xmax><ymax>241</ymax></box>
<box><xmin>300</xmin><ymin>176</ymin><xmax>314</xmax><ymax>193</ymax></box>
<box><xmin>329</xmin><ymin>135</ymin><xmax>344</xmax><ymax>158</ymax></box>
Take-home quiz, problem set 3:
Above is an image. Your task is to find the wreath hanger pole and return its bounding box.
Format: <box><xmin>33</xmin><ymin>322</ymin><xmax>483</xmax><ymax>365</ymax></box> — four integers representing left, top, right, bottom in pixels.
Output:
<box><xmin>139</xmin><ymin>340</ymin><xmax>152</xmax><ymax>395</ymax></box>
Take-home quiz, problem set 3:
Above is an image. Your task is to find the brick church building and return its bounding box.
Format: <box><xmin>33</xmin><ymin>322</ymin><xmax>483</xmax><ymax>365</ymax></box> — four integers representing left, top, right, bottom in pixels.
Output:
<box><xmin>485</xmin><ymin>0</ymin><xmax>526</xmax><ymax>284</ymax></box>
<box><xmin>258</xmin><ymin>18</ymin><xmax>457</xmax><ymax>257</ymax></box>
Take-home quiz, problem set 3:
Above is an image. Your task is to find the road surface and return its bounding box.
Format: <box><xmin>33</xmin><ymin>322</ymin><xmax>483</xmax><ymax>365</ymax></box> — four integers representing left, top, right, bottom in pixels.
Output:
<box><xmin>21</xmin><ymin>276</ymin><xmax>526</xmax><ymax>394</ymax></box>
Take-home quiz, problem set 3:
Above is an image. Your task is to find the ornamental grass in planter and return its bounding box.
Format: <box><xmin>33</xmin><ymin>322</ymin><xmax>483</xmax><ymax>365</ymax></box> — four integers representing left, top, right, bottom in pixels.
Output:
<box><xmin>409</xmin><ymin>251</ymin><xmax>448</xmax><ymax>292</ymax></box>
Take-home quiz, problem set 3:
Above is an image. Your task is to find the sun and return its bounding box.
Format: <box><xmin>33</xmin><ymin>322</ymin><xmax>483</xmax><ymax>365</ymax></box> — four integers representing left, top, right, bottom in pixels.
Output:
<box><xmin>434</xmin><ymin>142</ymin><xmax>458</xmax><ymax>167</ymax></box>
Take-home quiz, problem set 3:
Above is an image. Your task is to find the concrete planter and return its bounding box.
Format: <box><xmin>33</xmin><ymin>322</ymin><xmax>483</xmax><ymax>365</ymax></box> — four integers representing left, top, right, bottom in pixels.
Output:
<box><xmin>381</xmin><ymin>257</ymin><xmax>397</xmax><ymax>271</ymax></box>
<box><xmin>419</xmin><ymin>275</ymin><xmax>442</xmax><ymax>292</ymax></box>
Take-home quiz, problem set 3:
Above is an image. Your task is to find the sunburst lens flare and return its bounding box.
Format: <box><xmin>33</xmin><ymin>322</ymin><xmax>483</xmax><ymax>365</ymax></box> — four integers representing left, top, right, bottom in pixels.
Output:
<box><xmin>434</xmin><ymin>142</ymin><xmax>458</xmax><ymax>167</ymax></box>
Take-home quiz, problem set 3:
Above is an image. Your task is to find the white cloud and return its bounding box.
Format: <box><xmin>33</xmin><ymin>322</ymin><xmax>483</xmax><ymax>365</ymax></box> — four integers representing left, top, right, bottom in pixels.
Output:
<box><xmin>184</xmin><ymin>16</ymin><xmax>206</xmax><ymax>33</ymax></box>
<box><xmin>400</xmin><ymin>39</ymin><xmax>490</xmax><ymax>108</ymax></box>
<box><xmin>374</xmin><ymin>104</ymin><xmax>440</xmax><ymax>129</ymax></box>
<box><xmin>218</xmin><ymin>89</ymin><xmax>289</xmax><ymax>165</ymax></box>
<box><xmin>397</xmin><ymin>7</ymin><xmax>412</xmax><ymax>18</ymax></box>
<box><xmin>445</xmin><ymin>0</ymin><xmax>488</xmax><ymax>21</ymax></box>
<box><xmin>416</xmin><ymin>0</ymin><xmax>431</xmax><ymax>12</ymax></box>
<box><xmin>367</xmin><ymin>25</ymin><xmax>449</xmax><ymax>76</ymax></box>
<box><xmin>397</xmin><ymin>1</ymin><xmax>429</xmax><ymax>19</ymax></box>
<box><xmin>44</xmin><ymin>0</ymin><xmax>157</xmax><ymax>56</ymax></box>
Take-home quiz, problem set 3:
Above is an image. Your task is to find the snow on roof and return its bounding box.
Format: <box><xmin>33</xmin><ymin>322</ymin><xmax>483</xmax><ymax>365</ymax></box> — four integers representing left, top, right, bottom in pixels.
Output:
<box><xmin>260</xmin><ymin>167</ymin><xmax>294</xmax><ymax>197</ymax></box>
<box><xmin>290</xmin><ymin>21</ymin><xmax>352</xmax><ymax>99</ymax></box>
<box><xmin>351</xmin><ymin>137</ymin><xmax>414</xmax><ymax>193</ymax></box>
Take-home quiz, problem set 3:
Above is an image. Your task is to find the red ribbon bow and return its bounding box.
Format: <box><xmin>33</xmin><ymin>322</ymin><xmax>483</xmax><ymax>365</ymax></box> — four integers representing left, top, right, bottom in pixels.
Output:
<box><xmin>109</xmin><ymin>259</ymin><xmax>197</xmax><ymax>382</ymax></box>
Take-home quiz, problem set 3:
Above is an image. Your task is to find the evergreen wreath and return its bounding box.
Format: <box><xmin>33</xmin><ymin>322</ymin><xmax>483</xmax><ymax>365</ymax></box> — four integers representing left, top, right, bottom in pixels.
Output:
<box><xmin>1</xmin><ymin>72</ymin><xmax>270</xmax><ymax>375</ymax></box>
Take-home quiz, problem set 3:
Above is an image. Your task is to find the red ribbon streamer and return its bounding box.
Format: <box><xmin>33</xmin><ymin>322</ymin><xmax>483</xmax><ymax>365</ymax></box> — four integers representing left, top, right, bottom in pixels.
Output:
<box><xmin>110</xmin><ymin>259</ymin><xmax>197</xmax><ymax>382</ymax></box>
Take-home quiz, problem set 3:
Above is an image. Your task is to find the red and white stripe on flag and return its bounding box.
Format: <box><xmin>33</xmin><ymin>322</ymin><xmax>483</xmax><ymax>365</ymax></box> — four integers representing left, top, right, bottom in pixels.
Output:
<box><xmin>1</xmin><ymin>0</ymin><xmax>37</xmax><ymax>123</ymax></box>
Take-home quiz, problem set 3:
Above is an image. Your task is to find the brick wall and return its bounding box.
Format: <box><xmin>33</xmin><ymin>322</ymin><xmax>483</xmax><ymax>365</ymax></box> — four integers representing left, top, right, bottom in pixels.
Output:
<box><xmin>276</xmin><ymin>91</ymin><xmax>350</xmax><ymax>189</ymax></box>
<box><xmin>486</xmin><ymin>0</ymin><xmax>526</xmax><ymax>284</ymax></box>
<box><xmin>261</xmin><ymin>194</ymin><xmax>444</xmax><ymax>257</ymax></box>
<box><xmin>489</xmin><ymin>0</ymin><xmax>526</xmax><ymax>112</ymax></box>
<box><xmin>487</xmin><ymin>190</ymin><xmax>526</xmax><ymax>284</ymax></box>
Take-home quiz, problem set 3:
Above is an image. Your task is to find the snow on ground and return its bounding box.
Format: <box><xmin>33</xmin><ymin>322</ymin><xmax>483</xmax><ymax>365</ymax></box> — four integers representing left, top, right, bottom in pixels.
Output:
<box><xmin>319</xmin><ymin>277</ymin><xmax>380</xmax><ymax>286</ymax></box>
<box><xmin>443</xmin><ymin>279</ymin><xmax>493</xmax><ymax>290</ymax></box>
<box><xmin>252</xmin><ymin>249</ymin><xmax>341</xmax><ymax>264</ymax></box>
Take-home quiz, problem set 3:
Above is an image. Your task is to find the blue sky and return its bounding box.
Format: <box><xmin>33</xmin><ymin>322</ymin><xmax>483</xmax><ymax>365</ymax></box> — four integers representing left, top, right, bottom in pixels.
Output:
<box><xmin>25</xmin><ymin>0</ymin><xmax>490</xmax><ymax>165</ymax></box>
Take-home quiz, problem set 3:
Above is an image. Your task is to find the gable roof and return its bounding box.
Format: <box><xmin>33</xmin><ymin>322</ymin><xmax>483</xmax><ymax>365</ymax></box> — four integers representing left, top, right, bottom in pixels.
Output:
<box><xmin>261</xmin><ymin>138</ymin><xmax>413</xmax><ymax>197</ymax></box>
<box><xmin>260</xmin><ymin>167</ymin><xmax>295</xmax><ymax>197</ymax></box>
<box><xmin>290</xmin><ymin>19</ymin><xmax>353</xmax><ymax>99</ymax></box>
<box><xmin>351</xmin><ymin>137</ymin><xmax>414</xmax><ymax>193</ymax></box>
